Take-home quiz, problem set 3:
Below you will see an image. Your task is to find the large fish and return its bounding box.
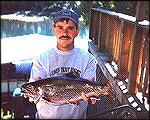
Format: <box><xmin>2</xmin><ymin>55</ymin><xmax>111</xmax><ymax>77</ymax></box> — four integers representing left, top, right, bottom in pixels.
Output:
<box><xmin>21</xmin><ymin>76</ymin><xmax>111</xmax><ymax>105</ymax></box>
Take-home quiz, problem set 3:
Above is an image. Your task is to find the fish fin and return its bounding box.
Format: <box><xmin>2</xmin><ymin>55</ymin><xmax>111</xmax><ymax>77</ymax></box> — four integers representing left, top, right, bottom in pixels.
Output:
<box><xmin>90</xmin><ymin>97</ymin><xmax>100</xmax><ymax>104</ymax></box>
<box><xmin>63</xmin><ymin>71</ymin><xmax>80</xmax><ymax>78</ymax></box>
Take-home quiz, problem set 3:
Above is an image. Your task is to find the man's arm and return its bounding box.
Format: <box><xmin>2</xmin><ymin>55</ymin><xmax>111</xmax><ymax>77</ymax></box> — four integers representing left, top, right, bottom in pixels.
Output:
<box><xmin>29</xmin><ymin>58</ymin><xmax>47</xmax><ymax>82</ymax></box>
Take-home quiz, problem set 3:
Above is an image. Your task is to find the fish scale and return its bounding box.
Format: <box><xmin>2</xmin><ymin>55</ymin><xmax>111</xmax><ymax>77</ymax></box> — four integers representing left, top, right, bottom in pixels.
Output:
<box><xmin>21</xmin><ymin>76</ymin><xmax>110</xmax><ymax>105</ymax></box>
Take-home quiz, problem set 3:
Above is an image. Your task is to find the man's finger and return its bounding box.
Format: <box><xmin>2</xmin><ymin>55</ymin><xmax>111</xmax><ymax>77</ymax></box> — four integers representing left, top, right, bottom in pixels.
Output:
<box><xmin>90</xmin><ymin>98</ymin><xmax>97</xmax><ymax>104</ymax></box>
<box><xmin>81</xmin><ymin>92</ymin><xmax>89</xmax><ymax>101</ymax></box>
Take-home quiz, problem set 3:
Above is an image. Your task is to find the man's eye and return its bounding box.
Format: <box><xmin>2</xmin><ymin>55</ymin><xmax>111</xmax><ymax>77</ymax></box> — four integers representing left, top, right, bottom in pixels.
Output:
<box><xmin>68</xmin><ymin>27</ymin><xmax>75</xmax><ymax>30</ymax></box>
<box><xmin>57</xmin><ymin>26</ymin><xmax>63</xmax><ymax>30</ymax></box>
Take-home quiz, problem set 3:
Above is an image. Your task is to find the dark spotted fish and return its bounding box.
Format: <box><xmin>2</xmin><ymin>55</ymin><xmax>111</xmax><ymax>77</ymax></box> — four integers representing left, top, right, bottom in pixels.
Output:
<box><xmin>21</xmin><ymin>76</ymin><xmax>111</xmax><ymax>105</ymax></box>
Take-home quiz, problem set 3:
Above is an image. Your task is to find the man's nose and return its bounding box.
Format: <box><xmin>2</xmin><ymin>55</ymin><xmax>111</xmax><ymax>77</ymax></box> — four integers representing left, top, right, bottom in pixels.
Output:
<box><xmin>62</xmin><ymin>28</ymin><xmax>69</xmax><ymax>34</ymax></box>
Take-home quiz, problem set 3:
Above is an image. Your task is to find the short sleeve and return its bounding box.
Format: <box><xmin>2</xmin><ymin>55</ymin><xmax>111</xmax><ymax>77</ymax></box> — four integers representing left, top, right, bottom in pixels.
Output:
<box><xmin>29</xmin><ymin>58</ymin><xmax>47</xmax><ymax>82</ymax></box>
<box><xmin>81</xmin><ymin>58</ymin><xmax>98</xmax><ymax>82</ymax></box>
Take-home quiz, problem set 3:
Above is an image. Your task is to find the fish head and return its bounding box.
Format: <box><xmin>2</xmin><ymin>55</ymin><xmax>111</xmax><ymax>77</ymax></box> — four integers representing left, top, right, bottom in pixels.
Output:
<box><xmin>21</xmin><ymin>82</ymin><xmax>41</xmax><ymax>98</ymax></box>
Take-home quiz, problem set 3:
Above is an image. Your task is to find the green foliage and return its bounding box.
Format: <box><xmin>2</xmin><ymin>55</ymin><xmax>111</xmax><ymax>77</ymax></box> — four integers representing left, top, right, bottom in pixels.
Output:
<box><xmin>75</xmin><ymin>1</ymin><xmax>94</xmax><ymax>25</ymax></box>
<box><xmin>1</xmin><ymin>1</ymin><xmax>149</xmax><ymax>25</ymax></box>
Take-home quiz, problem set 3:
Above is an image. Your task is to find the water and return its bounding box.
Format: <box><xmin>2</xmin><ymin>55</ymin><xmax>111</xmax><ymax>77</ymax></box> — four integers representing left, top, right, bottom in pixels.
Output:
<box><xmin>1</xmin><ymin>19</ymin><xmax>53</xmax><ymax>38</ymax></box>
<box><xmin>1</xmin><ymin>17</ymin><xmax>89</xmax><ymax>39</ymax></box>
<box><xmin>1</xmin><ymin>16</ymin><xmax>89</xmax><ymax>63</ymax></box>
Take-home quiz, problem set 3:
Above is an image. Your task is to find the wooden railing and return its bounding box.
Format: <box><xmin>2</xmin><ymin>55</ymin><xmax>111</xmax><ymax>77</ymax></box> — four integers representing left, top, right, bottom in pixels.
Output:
<box><xmin>89</xmin><ymin>8</ymin><xmax>149</xmax><ymax>110</ymax></box>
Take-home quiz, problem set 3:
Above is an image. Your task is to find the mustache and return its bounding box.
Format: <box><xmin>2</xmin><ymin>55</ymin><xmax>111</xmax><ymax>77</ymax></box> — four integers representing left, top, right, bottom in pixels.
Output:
<box><xmin>59</xmin><ymin>35</ymin><xmax>71</xmax><ymax>39</ymax></box>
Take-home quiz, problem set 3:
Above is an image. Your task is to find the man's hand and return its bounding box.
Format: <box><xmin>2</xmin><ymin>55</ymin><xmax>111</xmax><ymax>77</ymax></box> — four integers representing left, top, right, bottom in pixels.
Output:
<box><xmin>81</xmin><ymin>92</ymin><xmax>98</xmax><ymax>104</ymax></box>
<box><xmin>68</xmin><ymin>80</ymin><xmax>113</xmax><ymax>105</ymax></box>
<box><xmin>68</xmin><ymin>92</ymin><xmax>99</xmax><ymax>105</ymax></box>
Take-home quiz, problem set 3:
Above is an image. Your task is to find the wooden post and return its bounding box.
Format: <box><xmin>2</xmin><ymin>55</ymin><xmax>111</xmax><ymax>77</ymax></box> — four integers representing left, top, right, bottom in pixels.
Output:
<box><xmin>135</xmin><ymin>2</ymin><xmax>146</xmax><ymax>22</ymax></box>
<box><xmin>107</xmin><ymin>15</ymin><xmax>117</xmax><ymax>62</ymax></box>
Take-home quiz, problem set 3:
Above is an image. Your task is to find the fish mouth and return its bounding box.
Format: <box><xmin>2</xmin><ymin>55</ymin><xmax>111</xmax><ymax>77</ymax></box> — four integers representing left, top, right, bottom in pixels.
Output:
<box><xmin>22</xmin><ymin>85</ymin><xmax>39</xmax><ymax>97</ymax></box>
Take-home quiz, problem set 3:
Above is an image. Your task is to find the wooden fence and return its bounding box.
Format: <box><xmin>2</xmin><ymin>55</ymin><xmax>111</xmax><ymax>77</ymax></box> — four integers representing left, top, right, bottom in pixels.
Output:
<box><xmin>88</xmin><ymin>8</ymin><xmax>149</xmax><ymax>110</ymax></box>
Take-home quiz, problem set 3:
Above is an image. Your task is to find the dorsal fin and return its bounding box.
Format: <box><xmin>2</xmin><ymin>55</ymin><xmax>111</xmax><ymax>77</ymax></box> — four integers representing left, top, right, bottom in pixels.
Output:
<box><xmin>63</xmin><ymin>71</ymin><xmax>80</xmax><ymax>78</ymax></box>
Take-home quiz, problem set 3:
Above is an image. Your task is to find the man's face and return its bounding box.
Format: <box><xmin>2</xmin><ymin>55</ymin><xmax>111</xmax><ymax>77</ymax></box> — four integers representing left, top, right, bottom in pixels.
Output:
<box><xmin>53</xmin><ymin>20</ymin><xmax>80</xmax><ymax>51</ymax></box>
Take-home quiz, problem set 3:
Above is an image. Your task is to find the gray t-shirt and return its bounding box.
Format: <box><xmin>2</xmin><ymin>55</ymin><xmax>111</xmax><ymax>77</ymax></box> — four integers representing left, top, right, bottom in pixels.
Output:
<box><xmin>29</xmin><ymin>47</ymin><xmax>98</xmax><ymax>119</ymax></box>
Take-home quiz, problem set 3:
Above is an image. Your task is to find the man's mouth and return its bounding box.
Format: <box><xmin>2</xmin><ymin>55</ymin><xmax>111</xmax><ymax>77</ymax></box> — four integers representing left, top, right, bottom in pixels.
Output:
<box><xmin>59</xmin><ymin>36</ymin><xmax>71</xmax><ymax>40</ymax></box>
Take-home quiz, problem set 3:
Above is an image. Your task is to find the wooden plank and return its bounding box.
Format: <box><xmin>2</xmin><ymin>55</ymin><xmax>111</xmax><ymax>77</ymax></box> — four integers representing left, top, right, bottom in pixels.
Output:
<box><xmin>128</xmin><ymin>25</ymin><xmax>145</xmax><ymax>94</ymax></box>
<box><xmin>100</xmin><ymin>13</ymin><xmax>109</xmax><ymax>52</ymax></box>
<box><xmin>142</xmin><ymin>30</ymin><xmax>149</xmax><ymax>104</ymax></box>
<box><xmin>89</xmin><ymin>9</ymin><xmax>94</xmax><ymax>40</ymax></box>
<box><xmin>117</xmin><ymin>21</ymin><xmax>135</xmax><ymax>80</ymax></box>
<box><xmin>107</xmin><ymin>15</ymin><xmax>122</xmax><ymax>62</ymax></box>
<box><xmin>89</xmin><ymin>9</ymin><xmax>100</xmax><ymax>45</ymax></box>
<box><xmin>113</xmin><ymin>18</ymin><xmax>122</xmax><ymax>62</ymax></box>
<box><xmin>97</xmin><ymin>12</ymin><xmax>102</xmax><ymax>50</ymax></box>
<box><xmin>107</xmin><ymin>15</ymin><xmax>116</xmax><ymax>61</ymax></box>
<box><xmin>138</xmin><ymin>29</ymin><xmax>148</xmax><ymax>92</ymax></box>
<box><xmin>138</xmin><ymin>65</ymin><xmax>145</xmax><ymax>92</ymax></box>
<box><xmin>105</xmin><ymin>15</ymin><xmax>111</xmax><ymax>56</ymax></box>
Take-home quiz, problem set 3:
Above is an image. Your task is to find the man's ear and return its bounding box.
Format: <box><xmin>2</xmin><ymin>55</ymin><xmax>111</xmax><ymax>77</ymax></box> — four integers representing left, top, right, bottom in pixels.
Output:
<box><xmin>75</xmin><ymin>29</ymin><xmax>80</xmax><ymax>37</ymax></box>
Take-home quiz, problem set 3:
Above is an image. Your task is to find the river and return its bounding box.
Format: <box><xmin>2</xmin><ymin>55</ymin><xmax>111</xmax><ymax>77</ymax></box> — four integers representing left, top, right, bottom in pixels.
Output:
<box><xmin>1</xmin><ymin>14</ymin><xmax>90</xmax><ymax>63</ymax></box>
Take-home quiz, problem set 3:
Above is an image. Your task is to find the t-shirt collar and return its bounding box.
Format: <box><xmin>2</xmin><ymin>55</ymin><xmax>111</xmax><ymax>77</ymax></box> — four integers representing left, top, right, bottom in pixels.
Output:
<box><xmin>54</xmin><ymin>46</ymin><xmax>76</xmax><ymax>55</ymax></box>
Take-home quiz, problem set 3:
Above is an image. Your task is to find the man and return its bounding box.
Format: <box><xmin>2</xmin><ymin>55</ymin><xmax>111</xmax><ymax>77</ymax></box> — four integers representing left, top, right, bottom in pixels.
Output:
<box><xmin>26</xmin><ymin>9</ymin><xmax>98</xmax><ymax>119</ymax></box>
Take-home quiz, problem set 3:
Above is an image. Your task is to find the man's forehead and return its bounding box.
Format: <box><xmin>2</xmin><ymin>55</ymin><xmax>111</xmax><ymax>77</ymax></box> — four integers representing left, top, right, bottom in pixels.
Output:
<box><xmin>55</xmin><ymin>20</ymin><xmax>76</xmax><ymax>26</ymax></box>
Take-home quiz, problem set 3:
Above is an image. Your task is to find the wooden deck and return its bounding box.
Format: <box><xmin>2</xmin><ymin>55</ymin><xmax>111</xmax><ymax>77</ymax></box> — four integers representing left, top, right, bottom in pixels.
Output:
<box><xmin>87</xmin><ymin>8</ymin><xmax>149</xmax><ymax>119</ymax></box>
